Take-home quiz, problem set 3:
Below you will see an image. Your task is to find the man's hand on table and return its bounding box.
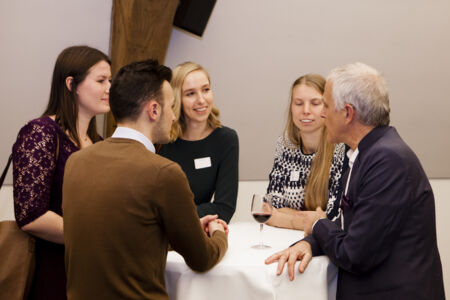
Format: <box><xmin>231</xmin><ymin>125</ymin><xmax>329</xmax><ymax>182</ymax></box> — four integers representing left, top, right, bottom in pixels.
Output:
<box><xmin>200</xmin><ymin>215</ymin><xmax>229</xmax><ymax>236</ymax></box>
<box><xmin>264</xmin><ymin>241</ymin><xmax>312</xmax><ymax>281</ymax></box>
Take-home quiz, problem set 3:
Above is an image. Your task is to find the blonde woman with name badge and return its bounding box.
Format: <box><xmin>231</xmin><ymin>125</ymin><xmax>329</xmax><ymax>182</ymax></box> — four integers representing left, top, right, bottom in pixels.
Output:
<box><xmin>159</xmin><ymin>62</ymin><xmax>239</xmax><ymax>223</ymax></box>
<box><xmin>266</xmin><ymin>74</ymin><xmax>347</xmax><ymax>230</ymax></box>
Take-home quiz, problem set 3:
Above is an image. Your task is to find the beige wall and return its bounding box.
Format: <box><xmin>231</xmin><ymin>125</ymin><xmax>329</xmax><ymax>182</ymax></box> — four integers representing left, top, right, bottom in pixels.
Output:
<box><xmin>2</xmin><ymin>1</ymin><xmax>449</xmax><ymax>180</ymax></box>
<box><xmin>434</xmin><ymin>180</ymin><xmax>450</xmax><ymax>298</ymax></box>
<box><xmin>165</xmin><ymin>0</ymin><xmax>450</xmax><ymax>179</ymax></box>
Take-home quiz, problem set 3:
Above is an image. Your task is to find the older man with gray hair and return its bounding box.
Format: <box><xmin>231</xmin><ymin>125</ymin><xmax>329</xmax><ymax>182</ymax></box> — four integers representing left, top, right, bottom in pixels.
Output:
<box><xmin>266</xmin><ymin>62</ymin><xmax>445</xmax><ymax>299</ymax></box>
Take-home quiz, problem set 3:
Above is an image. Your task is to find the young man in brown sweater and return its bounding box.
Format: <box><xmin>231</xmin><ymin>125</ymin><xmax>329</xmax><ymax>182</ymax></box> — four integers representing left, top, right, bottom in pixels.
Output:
<box><xmin>62</xmin><ymin>59</ymin><xmax>228</xmax><ymax>300</ymax></box>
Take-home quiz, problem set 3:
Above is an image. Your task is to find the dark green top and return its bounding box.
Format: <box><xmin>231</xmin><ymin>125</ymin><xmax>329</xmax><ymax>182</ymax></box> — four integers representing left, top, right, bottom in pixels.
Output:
<box><xmin>159</xmin><ymin>126</ymin><xmax>239</xmax><ymax>223</ymax></box>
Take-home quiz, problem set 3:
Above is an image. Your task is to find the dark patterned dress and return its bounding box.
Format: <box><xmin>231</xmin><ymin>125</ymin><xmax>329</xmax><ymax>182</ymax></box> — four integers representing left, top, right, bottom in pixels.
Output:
<box><xmin>13</xmin><ymin>116</ymin><xmax>79</xmax><ymax>300</ymax></box>
<box><xmin>266</xmin><ymin>134</ymin><xmax>347</xmax><ymax>221</ymax></box>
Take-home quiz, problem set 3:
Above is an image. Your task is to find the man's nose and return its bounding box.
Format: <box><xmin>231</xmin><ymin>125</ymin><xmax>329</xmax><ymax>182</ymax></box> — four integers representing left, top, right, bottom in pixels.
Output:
<box><xmin>320</xmin><ymin>107</ymin><xmax>326</xmax><ymax>119</ymax></box>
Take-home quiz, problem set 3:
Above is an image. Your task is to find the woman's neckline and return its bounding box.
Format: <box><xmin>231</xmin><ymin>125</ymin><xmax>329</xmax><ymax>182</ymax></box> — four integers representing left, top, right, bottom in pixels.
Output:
<box><xmin>179</xmin><ymin>127</ymin><xmax>218</xmax><ymax>143</ymax></box>
<box><xmin>299</xmin><ymin>139</ymin><xmax>316</xmax><ymax>156</ymax></box>
<box><xmin>298</xmin><ymin>145</ymin><xmax>315</xmax><ymax>157</ymax></box>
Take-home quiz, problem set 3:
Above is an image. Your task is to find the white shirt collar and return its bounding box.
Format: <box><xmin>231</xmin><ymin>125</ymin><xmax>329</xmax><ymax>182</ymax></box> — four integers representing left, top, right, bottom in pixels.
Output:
<box><xmin>346</xmin><ymin>148</ymin><xmax>359</xmax><ymax>169</ymax></box>
<box><xmin>111</xmin><ymin>127</ymin><xmax>155</xmax><ymax>153</ymax></box>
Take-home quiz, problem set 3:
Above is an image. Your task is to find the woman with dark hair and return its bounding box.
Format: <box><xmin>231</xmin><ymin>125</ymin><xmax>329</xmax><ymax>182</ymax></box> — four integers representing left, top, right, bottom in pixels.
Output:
<box><xmin>159</xmin><ymin>62</ymin><xmax>239</xmax><ymax>223</ymax></box>
<box><xmin>266</xmin><ymin>74</ymin><xmax>347</xmax><ymax>230</ymax></box>
<box><xmin>12</xmin><ymin>45</ymin><xmax>111</xmax><ymax>299</ymax></box>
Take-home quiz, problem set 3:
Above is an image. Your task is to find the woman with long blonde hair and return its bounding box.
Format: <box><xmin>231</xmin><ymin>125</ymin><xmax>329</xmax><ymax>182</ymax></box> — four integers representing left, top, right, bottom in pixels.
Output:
<box><xmin>159</xmin><ymin>62</ymin><xmax>239</xmax><ymax>223</ymax></box>
<box><xmin>266</xmin><ymin>74</ymin><xmax>347</xmax><ymax>230</ymax></box>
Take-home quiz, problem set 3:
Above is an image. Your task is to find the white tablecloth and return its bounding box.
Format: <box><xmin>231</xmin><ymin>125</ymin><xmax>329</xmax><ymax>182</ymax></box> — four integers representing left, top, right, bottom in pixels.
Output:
<box><xmin>165</xmin><ymin>222</ymin><xmax>337</xmax><ymax>300</ymax></box>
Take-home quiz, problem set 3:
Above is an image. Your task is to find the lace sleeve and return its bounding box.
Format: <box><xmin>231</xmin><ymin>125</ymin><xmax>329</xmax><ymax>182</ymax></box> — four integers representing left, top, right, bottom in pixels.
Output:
<box><xmin>12</xmin><ymin>121</ymin><xmax>58</xmax><ymax>227</ymax></box>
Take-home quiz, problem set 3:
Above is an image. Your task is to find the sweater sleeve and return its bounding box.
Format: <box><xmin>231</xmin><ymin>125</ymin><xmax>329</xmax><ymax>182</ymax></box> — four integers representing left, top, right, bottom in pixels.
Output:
<box><xmin>266</xmin><ymin>136</ymin><xmax>288</xmax><ymax>208</ymax></box>
<box><xmin>157</xmin><ymin>162</ymin><xmax>228</xmax><ymax>272</ymax></box>
<box><xmin>196</xmin><ymin>129</ymin><xmax>239</xmax><ymax>223</ymax></box>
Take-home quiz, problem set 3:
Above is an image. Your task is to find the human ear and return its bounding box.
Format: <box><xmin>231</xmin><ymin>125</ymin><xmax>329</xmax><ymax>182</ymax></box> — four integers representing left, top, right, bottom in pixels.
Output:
<box><xmin>344</xmin><ymin>104</ymin><xmax>355</xmax><ymax>123</ymax></box>
<box><xmin>147</xmin><ymin>101</ymin><xmax>160</xmax><ymax>121</ymax></box>
<box><xmin>65</xmin><ymin>76</ymin><xmax>74</xmax><ymax>92</ymax></box>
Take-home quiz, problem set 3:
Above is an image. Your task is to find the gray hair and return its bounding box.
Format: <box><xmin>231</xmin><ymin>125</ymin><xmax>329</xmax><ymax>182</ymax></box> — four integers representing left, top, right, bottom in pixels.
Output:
<box><xmin>327</xmin><ymin>62</ymin><xmax>390</xmax><ymax>126</ymax></box>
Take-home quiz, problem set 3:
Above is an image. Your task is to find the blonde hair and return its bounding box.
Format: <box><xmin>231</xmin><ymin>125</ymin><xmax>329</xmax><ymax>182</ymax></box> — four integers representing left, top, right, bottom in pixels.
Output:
<box><xmin>169</xmin><ymin>62</ymin><xmax>221</xmax><ymax>141</ymax></box>
<box><xmin>284</xmin><ymin>74</ymin><xmax>335</xmax><ymax>211</ymax></box>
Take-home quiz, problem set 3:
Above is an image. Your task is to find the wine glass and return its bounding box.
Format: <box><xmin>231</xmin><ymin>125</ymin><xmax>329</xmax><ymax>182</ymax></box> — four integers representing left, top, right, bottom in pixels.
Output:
<box><xmin>251</xmin><ymin>194</ymin><xmax>273</xmax><ymax>249</ymax></box>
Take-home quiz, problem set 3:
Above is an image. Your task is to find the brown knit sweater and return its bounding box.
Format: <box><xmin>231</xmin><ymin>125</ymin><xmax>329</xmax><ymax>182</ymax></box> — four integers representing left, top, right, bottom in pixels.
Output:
<box><xmin>63</xmin><ymin>138</ymin><xmax>227</xmax><ymax>300</ymax></box>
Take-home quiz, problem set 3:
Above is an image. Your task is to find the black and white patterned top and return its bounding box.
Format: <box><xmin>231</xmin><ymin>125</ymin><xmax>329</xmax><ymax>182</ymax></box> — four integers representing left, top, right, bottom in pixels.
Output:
<box><xmin>266</xmin><ymin>134</ymin><xmax>347</xmax><ymax>221</ymax></box>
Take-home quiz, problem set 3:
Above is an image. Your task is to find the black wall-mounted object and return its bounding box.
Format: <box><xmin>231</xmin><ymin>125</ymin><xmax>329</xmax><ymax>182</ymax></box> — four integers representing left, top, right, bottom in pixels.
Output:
<box><xmin>173</xmin><ymin>0</ymin><xmax>217</xmax><ymax>37</ymax></box>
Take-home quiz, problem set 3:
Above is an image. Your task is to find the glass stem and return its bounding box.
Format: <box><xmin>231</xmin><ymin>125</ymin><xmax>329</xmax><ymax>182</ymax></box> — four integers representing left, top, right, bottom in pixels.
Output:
<box><xmin>259</xmin><ymin>223</ymin><xmax>264</xmax><ymax>248</ymax></box>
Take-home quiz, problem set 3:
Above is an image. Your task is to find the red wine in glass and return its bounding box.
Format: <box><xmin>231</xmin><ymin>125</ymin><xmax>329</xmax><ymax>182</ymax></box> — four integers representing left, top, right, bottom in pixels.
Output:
<box><xmin>251</xmin><ymin>194</ymin><xmax>273</xmax><ymax>249</ymax></box>
<box><xmin>252</xmin><ymin>213</ymin><xmax>272</xmax><ymax>223</ymax></box>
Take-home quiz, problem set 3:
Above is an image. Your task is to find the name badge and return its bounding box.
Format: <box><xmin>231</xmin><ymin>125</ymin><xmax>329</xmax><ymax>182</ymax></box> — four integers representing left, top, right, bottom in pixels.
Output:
<box><xmin>290</xmin><ymin>170</ymin><xmax>300</xmax><ymax>181</ymax></box>
<box><xmin>194</xmin><ymin>157</ymin><xmax>212</xmax><ymax>169</ymax></box>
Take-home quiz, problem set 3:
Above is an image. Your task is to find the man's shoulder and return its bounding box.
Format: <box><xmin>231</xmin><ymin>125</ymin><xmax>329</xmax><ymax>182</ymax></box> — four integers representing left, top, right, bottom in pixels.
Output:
<box><xmin>364</xmin><ymin>127</ymin><xmax>413</xmax><ymax>161</ymax></box>
<box><xmin>134</xmin><ymin>148</ymin><xmax>185</xmax><ymax>179</ymax></box>
<box><xmin>147</xmin><ymin>153</ymin><xmax>183</xmax><ymax>173</ymax></box>
<box><xmin>145</xmin><ymin>155</ymin><xmax>190</xmax><ymax>191</ymax></box>
<box><xmin>65</xmin><ymin>139</ymin><xmax>105</xmax><ymax>173</ymax></box>
<box><xmin>357</xmin><ymin>127</ymin><xmax>425</xmax><ymax>182</ymax></box>
<box><xmin>122</xmin><ymin>142</ymin><xmax>182</xmax><ymax>172</ymax></box>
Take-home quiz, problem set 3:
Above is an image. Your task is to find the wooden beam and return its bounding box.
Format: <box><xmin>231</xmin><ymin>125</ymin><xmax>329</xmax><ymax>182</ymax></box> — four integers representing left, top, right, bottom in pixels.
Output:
<box><xmin>105</xmin><ymin>0</ymin><xmax>179</xmax><ymax>137</ymax></box>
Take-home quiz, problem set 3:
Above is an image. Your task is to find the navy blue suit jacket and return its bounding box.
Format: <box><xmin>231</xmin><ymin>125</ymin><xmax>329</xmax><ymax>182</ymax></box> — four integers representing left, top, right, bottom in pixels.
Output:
<box><xmin>304</xmin><ymin>126</ymin><xmax>445</xmax><ymax>300</ymax></box>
